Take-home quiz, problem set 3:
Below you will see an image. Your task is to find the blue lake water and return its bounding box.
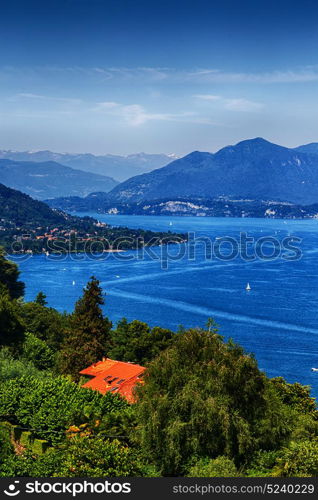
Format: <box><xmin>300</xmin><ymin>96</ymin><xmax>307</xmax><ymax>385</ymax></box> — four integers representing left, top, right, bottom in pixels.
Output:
<box><xmin>16</xmin><ymin>214</ymin><xmax>318</xmax><ymax>397</ymax></box>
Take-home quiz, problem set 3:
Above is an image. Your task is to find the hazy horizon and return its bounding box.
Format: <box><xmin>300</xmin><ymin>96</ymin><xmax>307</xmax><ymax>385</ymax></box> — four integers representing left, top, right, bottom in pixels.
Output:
<box><xmin>0</xmin><ymin>136</ymin><xmax>316</xmax><ymax>158</ymax></box>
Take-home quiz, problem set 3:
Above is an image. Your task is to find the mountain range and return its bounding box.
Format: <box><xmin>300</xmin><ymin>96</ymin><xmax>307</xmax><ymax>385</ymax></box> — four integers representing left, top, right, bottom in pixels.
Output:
<box><xmin>4</xmin><ymin>138</ymin><xmax>318</xmax><ymax>218</ymax></box>
<box><xmin>0</xmin><ymin>150</ymin><xmax>178</xmax><ymax>182</ymax></box>
<box><xmin>105</xmin><ymin>138</ymin><xmax>318</xmax><ymax>206</ymax></box>
<box><xmin>0</xmin><ymin>159</ymin><xmax>118</xmax><ymax>200</ymax></box>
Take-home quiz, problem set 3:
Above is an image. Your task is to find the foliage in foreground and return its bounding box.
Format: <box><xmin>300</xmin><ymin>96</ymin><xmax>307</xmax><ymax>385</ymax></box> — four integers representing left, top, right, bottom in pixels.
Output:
<box><xmin>0</xmin><ymin>347</ymin><xmax>51</xmax><ymax>383</ymax></box>
<box><xmin>187</xmin><ymin>456</ymin><xmax>239</xmax><ymax>477</ymax></box>
<box><xmin>136</xmin><ymin>327</ymin><xmax>318</xmax><ymax>476</ymax></box>
<box><xmin>0</xmin><ymin>436</ymin><xmax>145</xmax><ymax>477</ymax></box>
<box><xmin>0</xmin><ymin>249</ymin><xmax>318</xmax><ymax>477</ymax></box>
<box><xmin>0</xmin><ymin>375</ymin><xmax>128</xmax><ymax>444</ymax></box>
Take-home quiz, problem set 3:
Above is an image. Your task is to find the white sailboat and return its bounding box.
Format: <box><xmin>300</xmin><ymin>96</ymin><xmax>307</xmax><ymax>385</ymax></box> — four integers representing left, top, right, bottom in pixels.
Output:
<box><xmin>246</xmin><ymin>282</ymin><xmax>251</xmax><ymax>291</ymax></box>
<box><xmin>72</xmin><ymin>280</ymin><xmax>76</xmax><ymax>286</ymax></box>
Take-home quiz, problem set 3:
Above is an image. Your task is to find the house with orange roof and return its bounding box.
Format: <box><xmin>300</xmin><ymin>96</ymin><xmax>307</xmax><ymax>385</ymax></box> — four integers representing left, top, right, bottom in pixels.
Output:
<box><xmin>79</xmin><ymin>358</ymin><xmax>145</xmax><ymax>403</ymax></box>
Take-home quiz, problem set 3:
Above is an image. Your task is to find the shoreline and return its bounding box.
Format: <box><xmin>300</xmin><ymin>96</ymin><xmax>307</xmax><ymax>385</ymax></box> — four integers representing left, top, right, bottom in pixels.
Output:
<box><xmin>6</xmin><ymin>240</ymin><xmax>186</xmax><ymax>256</ymax></box>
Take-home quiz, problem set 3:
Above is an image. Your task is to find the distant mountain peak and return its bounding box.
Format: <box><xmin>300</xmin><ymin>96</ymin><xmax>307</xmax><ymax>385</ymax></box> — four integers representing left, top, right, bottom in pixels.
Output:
<box><xmin>222</xmin><ymin>137</ymin><xmax>283</xmax><ymax>151</ymax></box>
<box><xmin>238</xmin><ymin>137</ymin><xmax>270</xmax><ymax>144</ymax></box>
<box><xmin>105</xmin><ymin>138</ymin><xmax>318</xmax><ymax>206</ymax></box>
<box><xmin>183</xmin><ymin>150</ymin><xmax>213</xmax><ymax>161</ymax></box>
<box><xmin>214</xmin><ymin>138</ymin><xmax>289</xmax><ymax>163</ymax></box>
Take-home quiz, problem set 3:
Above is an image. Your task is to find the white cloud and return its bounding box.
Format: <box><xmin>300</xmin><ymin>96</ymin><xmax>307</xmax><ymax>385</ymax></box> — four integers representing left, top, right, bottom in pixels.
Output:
<box><xmin>193</xmin><ymin>94</ymin><xmax>221</xmax><ymax>101</ymax></box>
<box><xmin>194</xmin><ymin>94</ymin><xmax>263</xmax><ymax>112</ymax></box>
<box><xmin>224</xmin><ymin>98</ymin><xmax>263</xmax><ymax>112</ymax></box>
<box><xmin>121</xmin><ymin>104</ymin><xmax>150</xmax><ymax>126</ymax></box>
<box><xmin>91</xmin><ymin>66</ymin><xmax>318</xmax><ymax>84</ymax></box>
<box><xmin>58</xmin><ymin>66</ymin><xmax>318</xmax><ymax>84</ymax></box>
<box><xmin>183</xmin><ymin>67</ymin><xmax>318</xmax><ymax>84</ymax></box>
<box><xmin>17</xmin><ymin>93</ymin><xmax>47</xmax><ymax>99</ymax></box>
<box><xmin>95</xmin><ymin>101</ymin><xmax>120</xmax><ymax>109</ymax></box>
<box><xmin>95</xmin><ymin>101</ymin><xmax>198</xmax><ymax>126</ymax></box>
<box><xmin>3</xmin><ymin>65</ymin><xmax>318</xmax><ymax>85</ymax></box>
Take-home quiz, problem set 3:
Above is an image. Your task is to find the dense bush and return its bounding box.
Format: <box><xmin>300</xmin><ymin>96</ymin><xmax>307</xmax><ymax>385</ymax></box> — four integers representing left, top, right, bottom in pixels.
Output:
<box><xmin>0</xmin><ymin>347</ymin><xmax>50</xmax><ymax>382</ymax></box>
<box><xmin>96</xmin><ymin>407</ymin><xmax>138</xmax><ymax>447</ymax></box>
<box><xmin>245</xmin><ymin>450</ymin><xmax>280</xmax><ymax>477</ymax></box>
<box><xmin>53</xmin><ymin>436</ymin><xmax>145</xmax><ymax>477</ymax></box>
<box><xmin>22</xmin><ymin>333</ymin><xmax>55</xmax><ymax>370</ymax></box>
<box><xmin>245</xmin><ymin>441</ymin><xmax>318</xmax><ymax>477</ymax></box>
<box><xmin>187</xmin><ymin>456</ymin><xmax>239</xmax><ymax>477</ymax></box>
<box><xmin>273</xmin><ymin>439</ymin><xmax>318</xmax><ymax>477</ymax></box>
<box><xmin>0</xmin><ymin>436</ymin><xmax>145</xmax><ymax>477</ymax></box>
<box><xmin>0</xmin><ymin>375</ymin><xmax>128</xmax><ymax>443</ymax></box>
<box><xmin>0</xmin><ymin>423</ymin><xmax>13</xmax><ymax>463</ymax></box>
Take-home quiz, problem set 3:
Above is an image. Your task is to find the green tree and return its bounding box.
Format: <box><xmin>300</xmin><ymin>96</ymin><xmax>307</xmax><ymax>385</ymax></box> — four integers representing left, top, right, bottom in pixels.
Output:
<box><xmin>110</xmin><ymin>318</ymin><xmax>175</xmax><ymax>365</ymax></box>
<box><xmin>0</xmin><ymin>291</ymin><xmax>25</xmax><ymax>348</ymax></box>
<box><xmin>20</xmin><ymin>301</ymin><xmax>67</xmax><ymax>350</ymax></box>
<box><xmin>0</xmin><ymin>249</ymin><xmax>24</xmax><ymax>299</ymax></box>
<box><xmin>35</xmin><ymin>292</ymin><xmax>47</xmax><ymax>307</ymax></box>
<box><xmin>136</xmin><ymin>327</ymin><xmax>284</xmax><ymax>475</ymax></box>
<box><xmin>271</xmin><ymin>377</ymin><xmax>318</xmax><ymax>418</ymax></box>
<box><xmin>59</xmin><ymin>277</ymin><xmax>112</xmax><ymax>380</ymax></box>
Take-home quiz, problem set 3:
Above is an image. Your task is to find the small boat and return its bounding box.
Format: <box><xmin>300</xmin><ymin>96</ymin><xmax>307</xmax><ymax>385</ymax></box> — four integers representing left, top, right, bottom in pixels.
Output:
<box><xmin>72</xmin><ymin>280</ymin><xmax>76</xmax><ymax>286</ymax></box>
<box><xmin>246</xmin><ymin>282</ymin><xmax>251</xmax><ymax>291</ymax></box>
<box><xmin>169</xmin><ymin>222</ymin><xmax>173</xmax><ymax>226</ymax></box>
<box><xmin>115</xmin><ymin>275</ymin><xmax>120</xmax><ymax>278</ymax></box>
<box><xmin>311</xmin><ymin>367</ymin><xmax>318</xmax><ymax>372</ymax></box>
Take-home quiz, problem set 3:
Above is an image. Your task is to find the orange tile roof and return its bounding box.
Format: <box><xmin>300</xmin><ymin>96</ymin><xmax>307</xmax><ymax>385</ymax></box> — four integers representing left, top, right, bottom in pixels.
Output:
<box><xmin>80</xmin><ymin>359</ymin><xmax>117</xmax><ymax>376</ymax></box>
<box><xmin>79</xmin><ymin>358</ymin><xmax>145</xmax><ymax>403</ymax></box>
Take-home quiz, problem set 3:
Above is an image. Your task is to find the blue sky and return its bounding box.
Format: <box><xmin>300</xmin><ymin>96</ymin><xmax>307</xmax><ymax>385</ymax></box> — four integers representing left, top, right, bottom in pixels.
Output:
<box><xmin>1</xmin><ymin>0</ymin><xmax>318</xmax><ymax>155</ymax></box>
